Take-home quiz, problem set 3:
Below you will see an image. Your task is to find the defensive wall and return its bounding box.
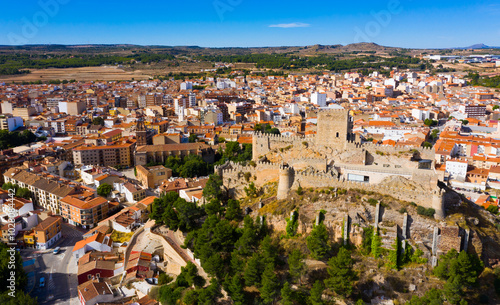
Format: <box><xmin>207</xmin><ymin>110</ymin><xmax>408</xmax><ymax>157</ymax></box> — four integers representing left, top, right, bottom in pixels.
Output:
<box><xmin>218</xmin><ymin>160</ymin><xmax>447</xmax><ymax>218</ymax></box>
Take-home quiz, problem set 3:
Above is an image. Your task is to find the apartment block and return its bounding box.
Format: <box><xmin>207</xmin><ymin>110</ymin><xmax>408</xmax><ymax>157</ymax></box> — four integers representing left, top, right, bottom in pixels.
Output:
<box><xmin>73</xmin><ymin>140</ymin><xmax>136</xmax><ymax>167</ymax></box>
<box><xmin>33</xmin><ymin>216</ymin><xmax>62</xmax><ymax>250</ymax></box>
<box><xmin>61</xmin><ymin>196</ymin><xmax>109</xmax><ymax>229</ymax></box>
<box><xmin>136</xmin><ymin>165</ymin><xmax>172</xmax><ymax>189</ymax></box>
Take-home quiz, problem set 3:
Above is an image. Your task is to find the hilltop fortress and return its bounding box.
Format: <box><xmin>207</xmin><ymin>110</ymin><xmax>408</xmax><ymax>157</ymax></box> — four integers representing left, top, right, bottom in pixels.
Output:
<box><xmin>218</xmin><ymin>108</ymin><xmax>454</xmax><ymax>219</ymax></box>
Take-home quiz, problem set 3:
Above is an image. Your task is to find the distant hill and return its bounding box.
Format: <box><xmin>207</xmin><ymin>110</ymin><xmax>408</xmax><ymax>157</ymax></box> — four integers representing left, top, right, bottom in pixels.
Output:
<box><xmin>460</xmin><ymin>43</ymin><xmax>500</xmax><ymax>49</ymax></box>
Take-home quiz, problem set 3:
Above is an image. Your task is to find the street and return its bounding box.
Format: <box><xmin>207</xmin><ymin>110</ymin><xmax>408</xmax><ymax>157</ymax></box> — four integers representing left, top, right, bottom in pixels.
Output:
<box><xmin>23</xmin><ymin>223</ymin><xmax>84</xmax><ymax>305</ymax></box>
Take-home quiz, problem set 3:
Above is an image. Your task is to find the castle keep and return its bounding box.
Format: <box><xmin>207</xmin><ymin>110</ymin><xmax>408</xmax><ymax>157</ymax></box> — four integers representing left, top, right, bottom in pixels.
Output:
<box><xmin>223</xmin><ymin>108</ymin><xmax>451</xmax><ymax>219</ymax></box>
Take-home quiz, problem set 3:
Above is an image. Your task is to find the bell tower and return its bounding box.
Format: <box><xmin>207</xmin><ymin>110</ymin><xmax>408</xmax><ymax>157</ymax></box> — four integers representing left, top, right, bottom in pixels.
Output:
<box><xmin>136</xmin><ymin>113</ymin><xmax>147</xmax><ymax>147</ymax></box>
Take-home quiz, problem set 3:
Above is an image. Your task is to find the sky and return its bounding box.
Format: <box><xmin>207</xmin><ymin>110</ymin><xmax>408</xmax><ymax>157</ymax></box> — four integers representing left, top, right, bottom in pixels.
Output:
<box><xmin>1</xmin><ymin>0</ymin><xmax>500</xmax><ymax>48</ymax></box>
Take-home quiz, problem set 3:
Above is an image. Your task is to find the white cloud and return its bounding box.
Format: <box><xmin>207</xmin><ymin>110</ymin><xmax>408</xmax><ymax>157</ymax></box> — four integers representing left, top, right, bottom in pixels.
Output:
<box><xmin>269</xmin><ymin>22</ymin><xmax>311</xmax><ymax>28</ymax></box>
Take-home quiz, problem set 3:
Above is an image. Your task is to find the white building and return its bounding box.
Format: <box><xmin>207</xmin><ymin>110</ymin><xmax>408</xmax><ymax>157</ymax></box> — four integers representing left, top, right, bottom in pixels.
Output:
<box><xmin>188</xmin><ymin>93</ymin><xmax>197</xmax><ymax>107</ymax></box>
<box><xmin>72</xmin><ymin>232</ymin><xmax>112</xmax><ymax>260</ymax></box>
<box><xmin>411</xmin><ymin>109</ymin><xmax>431</xmax><ymax>121</ymax></box>
<box><xmin>311</xmin><ymin>92</ymin><xmax>327</xmax><ymax>107</ymax></box>
<box><xmin>445</xmin><ymin>160</ymin><xmax>468</xmax><ymax>181</ymax></box>
<box><xmin>1</xmin><ymin>101</ymin><xmax>13</xmax><ymax>114</ymax></box>
<box><xmin>180</xmin><ymin>82</ymin><xmax>193</xmax><ymax>90</ymax></box>
<box><xmin>0</xmin><ymin>116</ymin><xmax>23</xmax><ymax>131</ymax></box>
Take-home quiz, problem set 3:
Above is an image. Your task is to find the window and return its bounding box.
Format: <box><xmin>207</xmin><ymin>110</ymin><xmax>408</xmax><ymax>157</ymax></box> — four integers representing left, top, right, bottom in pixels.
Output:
<box><xmin>336</xmin><ymin>132</ymin><xmax>339</xmax><ymax>138</ymax></box>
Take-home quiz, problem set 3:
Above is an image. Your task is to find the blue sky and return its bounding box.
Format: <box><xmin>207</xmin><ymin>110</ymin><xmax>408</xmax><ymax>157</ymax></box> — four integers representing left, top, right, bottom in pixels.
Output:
<box><xmin>1</xmin><ymin>0</ymin><xmax>500</xmax><ymax>48</ymax></box>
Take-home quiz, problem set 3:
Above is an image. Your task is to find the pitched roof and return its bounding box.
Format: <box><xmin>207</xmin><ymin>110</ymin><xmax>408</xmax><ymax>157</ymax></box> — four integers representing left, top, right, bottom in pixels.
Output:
<box><xmin>77</xmin><ymin>280</ymin><xmax>113</xmax><ymax>301</ymax></box>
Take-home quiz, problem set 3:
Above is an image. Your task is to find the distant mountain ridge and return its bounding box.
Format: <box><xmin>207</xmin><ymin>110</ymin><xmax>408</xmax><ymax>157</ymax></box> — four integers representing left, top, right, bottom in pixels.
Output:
<box><xmin>459</xmin><ymin>43</ymin><xmax>500</xmax><ymax>49</ymax></box>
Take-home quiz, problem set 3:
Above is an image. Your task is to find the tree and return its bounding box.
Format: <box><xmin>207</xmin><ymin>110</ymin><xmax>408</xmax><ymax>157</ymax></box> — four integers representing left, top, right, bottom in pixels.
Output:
<box><xmin>0</xmin><ymin>243</ymin><xmax>27</xmax><ymax>294</ymax></box>
<box><xmin>306</xmin><ymin>223</ymin><xmax>330</xmax><ymax>260</ymax></box>
<box><xmin>203</xmin><ymin>174</ymin><xmax>223</xmax><ymax>202</ymax></box>
<box><xmin>158</xmin><ymin>273</ymin><xmax>173</xmax><ymax>285</ymax></box>
<box><xmin>0</xmin><ymin>291</ymin><xmax>37</xmax><ymax>305</ymax></box>
<box><xmin>97</xmin><ymin>183</ymin><xmax>112</xmax><ymax>197</ymax></box>
<box><xmin>281</xmin><ymin>282</ymin><xmax>294</xmax><ymax>305</ymax></box>
<box><xmin>288</xmin><ymin>249</ymin><xmax>306</xmax><ymax>284</ymax></box>
<box><xmin>234</xmin><ymin>216</ymin><xmax>257</xmax><ymax>257</ymax></box>
<box><xmin>183</xmin><ymin>289</ymin><xmax>198</xmax><ymax>305</ymax></box>
<box><xmin>444</xmin><ymin>278</ymin><xmax>463</xmax><ymax>305</ymax></box>
<box><xmin>189</xmin><ymin>133</ymin><xmax>198</xmax><ymax>143</ymax></box>
<box><xmin>92</xmin><ymin>117</ymin><xmax>104</xmax><ymax>126</ymax></box>
<box><xmin>180</xmin><ymin>155</ymin><xmax>208</xmax><ymax>178</ymax></box>
<box><xmin>2</xmin><ymin>182</ymin><xmax>18</xmax><ymax>192</ymax></box>
<box><xmin>225</xmin><ymin>199</ymin><xmax>242</xmax><ymax>221</ymax></box>
<box><xmin>197</xmin><ymin>278</ymin><xmax>222</xmax><ymax>305</ymax></box>
<box><xmin>325</xmin><ymin>247</ymin><xmax>356</xmax><ymax>297</ymax></box>
<box><xmin>228</xmin><ymin>275</ymin><xmax>245</xmax><ymax>305</ymax></box>
<box><xmin>407</xmin><ymin>288</ymin><xmax>443</xmax><ymax>305</ymax></box>
<box><xmin>309</xmin><ymin>280</ymin><xmax>324</xmax><ymax>305</ymax></box>
<box><xmin>244</xmin><ymin>253</ymin><xmax>263</xmax><ymax>286</ymax></box>
<box><xmin>15</xmin><ymin>187</ymin><xmax>32</xmax><ymax>200</ymax></box>
<box><xmin>260</xmin><ymin>263</ymin><xmax>280</xmax><ymax>304</ymax></box>
<box><xmin>244</xmin><ymin>182</ymin><xmax>258</xmax><ymax>197</ymax></box>
<box><xmin>204</xmin><ymin>199</ymin><xmax>224</xmax><ymax>217</ymax></box>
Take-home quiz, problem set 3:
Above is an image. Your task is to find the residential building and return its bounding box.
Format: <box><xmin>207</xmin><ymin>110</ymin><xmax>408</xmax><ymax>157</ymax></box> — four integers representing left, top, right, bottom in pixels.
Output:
<box><xmin>13</xmin><ymin>106</ymin><xmax>36</xmax><ymax>121</ymax></box>
<box><xmin>0</xmin><ymin>115</ymin><xmax>23</xmax><ymax>131</ymax></box>
<box><xmin>73</xmin><ymin>140</ymin><xmax>136</xmax><ymax>167</ymax></box>
<box><xmin>72</xmin><ymin>232</ymin><xmax>113</xmax><ymax>260</ymax></box>
<box><xmin>4</xmin><ymin>168</ymin><xmax>79</xmax><ymax>214</ymax></box>
<box><xmin>77</xmin><ymin>280</ymin><xmax>114</xmax><ymax>305</ymax></box>
<box><xmin>33</xmin><ymin>216</ymin><xmax>62</xmax><ymax>250</ymax></box>
<box><xmin>60</xmin><ymin>196</ymin><xmax>109</xmax><ymax>229</ymax></box>
<box><xmin>136</xmin><ymin>165</ymin><xmax>172</xmax><ymax>189</ymax></box>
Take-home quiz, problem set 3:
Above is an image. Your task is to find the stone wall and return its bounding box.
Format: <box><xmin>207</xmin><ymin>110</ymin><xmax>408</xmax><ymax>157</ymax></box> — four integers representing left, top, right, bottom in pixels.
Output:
<box><xmin>219</xmin><ymin>160</ymin><xmax>445</xmax><ymax>212</ymax></box>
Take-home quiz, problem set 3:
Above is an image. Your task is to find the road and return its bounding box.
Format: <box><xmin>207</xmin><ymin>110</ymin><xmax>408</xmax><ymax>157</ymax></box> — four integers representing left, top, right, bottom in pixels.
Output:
<box><xmin>26</xmin><ymin>223</ymin><xmax>84</xmax><ymax>305</ymax></box>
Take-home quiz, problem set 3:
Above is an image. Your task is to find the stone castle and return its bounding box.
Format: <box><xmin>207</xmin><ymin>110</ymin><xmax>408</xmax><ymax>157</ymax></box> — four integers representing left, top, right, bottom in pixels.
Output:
<box><xmin>218</xmin><ymin>108</ymin><xmax>452</xmax><ymax>219</ymax></box>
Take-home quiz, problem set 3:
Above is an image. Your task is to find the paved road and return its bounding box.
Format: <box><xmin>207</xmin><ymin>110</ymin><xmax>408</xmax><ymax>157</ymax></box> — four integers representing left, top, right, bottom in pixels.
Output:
<box><xmin>28</xmin><ymin>223</ymin><xmax>84</xmax><ymax>305</ymax></box>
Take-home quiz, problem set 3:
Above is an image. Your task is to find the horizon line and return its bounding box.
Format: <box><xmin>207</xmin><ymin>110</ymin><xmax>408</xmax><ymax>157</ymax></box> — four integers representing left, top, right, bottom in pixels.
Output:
<box><xmin>0</xmin><ymin>42</ymin><xmax>498</xmax><ymax>50</ymax></box>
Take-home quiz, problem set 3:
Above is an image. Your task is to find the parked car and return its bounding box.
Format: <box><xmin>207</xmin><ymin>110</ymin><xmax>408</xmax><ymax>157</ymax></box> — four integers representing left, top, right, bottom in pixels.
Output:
<box><xmin>39</xmin><ymin>277</ymin><xmax>45</xmax><ymax>288</ymax></box>
<box><xmin>53</xmin><ymin>247</ymin><xmax>61</xmax><ymax>254</ymax></box>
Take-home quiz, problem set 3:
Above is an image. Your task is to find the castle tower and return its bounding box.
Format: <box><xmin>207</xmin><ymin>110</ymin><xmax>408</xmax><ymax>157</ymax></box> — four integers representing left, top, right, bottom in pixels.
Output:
<box><xmin>432</xmin><ymin>188</ymin><xmax>445</xmax><ymax>220</ymax></box>
<box><xmin>136</xmin><ymin>114</ymin><xmax>147</xmax><ymax>147</ymax></box>
<box><xmin>277</xmin><ymin>166</ymin><xmax>294</xmax><ymax>200</ymax></box>
<box><xmin>315</xmin><ymin>109</ymin><xmax>352</xmax><ymax>150</ymax></box>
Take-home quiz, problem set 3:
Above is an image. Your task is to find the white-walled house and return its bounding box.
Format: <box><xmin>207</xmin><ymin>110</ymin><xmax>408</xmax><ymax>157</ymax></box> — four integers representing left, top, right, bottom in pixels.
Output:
<box><xmin>72</xmin><ymin>232</ymin><xmax>112</xmax><ymax>260</ymax></box>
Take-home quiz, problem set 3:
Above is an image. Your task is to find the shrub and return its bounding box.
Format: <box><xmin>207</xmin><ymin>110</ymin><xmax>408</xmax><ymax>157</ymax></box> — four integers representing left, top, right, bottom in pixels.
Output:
<box><xmin>398</xmin><ymin>207</ymin><xmax>408</xmax><ymax>214</ymax></box>
<box><xmin>486</xmin><ymin>205</ymin><xmax>499</xmax><ymax>215</ymax></box>
<box><xmin>417</xmin><ymin>206</ymin><xmax>435</xmax><ymax>217</ymax></box>
<box><xmin>158</xmin><ymin>273</ymin><xmax>173</xmax><ymax>285</ymax></box>
<box><xmin>368</xmin><ymin>198</ymin><xmax>378</xmax><ymax>206</ymax></box>
<box><xmin>296</xmin><ymin>185</ymin><xmax>303</xmax><ymax>195</ymax></box>
<box><xmin>243</xmin><ymin>172</ymin><xmax>252</xmax><ymax>182</ymax></box>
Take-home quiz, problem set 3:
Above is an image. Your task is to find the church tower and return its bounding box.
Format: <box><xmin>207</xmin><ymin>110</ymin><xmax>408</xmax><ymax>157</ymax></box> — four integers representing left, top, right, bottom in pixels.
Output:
<box><xmin>136</xmin><ymin>114</ymin><xmax>147</xmax><ymax>147</ymax></box>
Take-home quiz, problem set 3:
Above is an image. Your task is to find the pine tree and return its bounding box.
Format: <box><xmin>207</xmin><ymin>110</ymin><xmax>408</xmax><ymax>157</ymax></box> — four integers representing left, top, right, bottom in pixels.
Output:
<box><xmin>309</xmin><ymin>280</ymin><xmax>324</xmax><ymax>305</ymax></box>
<box><xmin>229</xmin><ymin>275</ymin><xmax>246</xmax><ymax>305</ymax></box>
<box><xmin>260</xmin><ymin>263</ymin><xmax>280</xmax><ymax>304</ymax></box>
<box><xmin>281</xmin><ymin>282</ymin><xmax>294</xmax><ymax>305</ymax></box>
<box><xmin>325</xmin><ymin>247</ymin><xmax>356</xmax><ymax>297</ymax></box>
<box><xmin>306</xmin><ymin>223</ymin><xmax>330</xmax><ymax>260</ymax></box>
<box><xmin>244</xmin><ymin>253</ymin><xmax>263</xmax><ymax>287</ymax></box>
<box><xmin>288</xmin><ymin>249</ymin><xmax>306</xmax><ymax>284</ymax></box>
